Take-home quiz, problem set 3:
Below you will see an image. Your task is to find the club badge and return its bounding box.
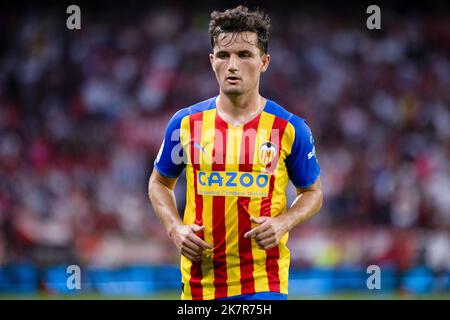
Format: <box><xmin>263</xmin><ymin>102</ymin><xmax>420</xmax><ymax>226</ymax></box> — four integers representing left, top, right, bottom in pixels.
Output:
<box><xmin>260</xmin><ymin>142</ymin><xmax>277</xmax><ymax>164</ymax></box>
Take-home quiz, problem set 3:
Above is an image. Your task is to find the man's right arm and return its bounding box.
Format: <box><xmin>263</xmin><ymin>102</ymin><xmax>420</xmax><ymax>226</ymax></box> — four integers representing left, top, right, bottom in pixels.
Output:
<box><xmin>148</xmin><ymin>169</ymin><xmax>212</xmax><ymax>262</ymax></box>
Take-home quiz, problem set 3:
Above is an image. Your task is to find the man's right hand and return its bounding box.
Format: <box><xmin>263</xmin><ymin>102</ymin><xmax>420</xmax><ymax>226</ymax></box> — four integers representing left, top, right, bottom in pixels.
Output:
<box><xmin>169</xmin><ymin>224</ymin><xmax>213</xmax><ymax>262</ymax></box>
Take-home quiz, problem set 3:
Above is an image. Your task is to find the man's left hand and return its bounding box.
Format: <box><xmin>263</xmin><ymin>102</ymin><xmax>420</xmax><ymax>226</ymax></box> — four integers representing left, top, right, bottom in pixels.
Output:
<box><xmin>244</xmin><ymin>216</ymin><xmax>287</xmax><ymax>250</ymax></box>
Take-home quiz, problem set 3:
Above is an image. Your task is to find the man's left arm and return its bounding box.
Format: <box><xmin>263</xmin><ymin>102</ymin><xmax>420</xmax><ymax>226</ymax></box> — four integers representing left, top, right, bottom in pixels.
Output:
<box><xmin>244</xmin><ymin>178</ymin><xmax>323</xmax><ymax>249</ymax></box>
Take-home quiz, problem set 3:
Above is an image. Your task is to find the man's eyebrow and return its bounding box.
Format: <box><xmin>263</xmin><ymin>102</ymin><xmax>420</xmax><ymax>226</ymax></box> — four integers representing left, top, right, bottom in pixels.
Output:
<box><xmin>215</xmin><ymin>50</ymin><xmax>229</xmax><ymax>55</ymax></box>
<box><xmin>215</xmin><ymin>49</ymin><xmax>254</xmax><ymax>55</ymax></box>
<box><xmin>237</xmin><ymin>50</ymin><xmax>253</xmax><ymax>55</ymax></box>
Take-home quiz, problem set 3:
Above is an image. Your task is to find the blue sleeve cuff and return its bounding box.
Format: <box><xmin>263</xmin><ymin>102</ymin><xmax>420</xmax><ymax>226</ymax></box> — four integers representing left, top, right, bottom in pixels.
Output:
<box><xmin>293</xmin><ymin>170</ymin><xmax>321</xmax><ymax>189</ymax></box>
<box><xmin>154</xmin><ymin>162</ymin><xmax>181</xmax><ymax>179</ymax></box>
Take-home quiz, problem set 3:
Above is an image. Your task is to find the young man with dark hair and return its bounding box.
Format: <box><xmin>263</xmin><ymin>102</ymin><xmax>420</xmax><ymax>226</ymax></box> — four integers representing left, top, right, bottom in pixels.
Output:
<box><xmin>148</xmin><ymin>5</ymin><xmax>323</xmax><ymax>300</ymax></box>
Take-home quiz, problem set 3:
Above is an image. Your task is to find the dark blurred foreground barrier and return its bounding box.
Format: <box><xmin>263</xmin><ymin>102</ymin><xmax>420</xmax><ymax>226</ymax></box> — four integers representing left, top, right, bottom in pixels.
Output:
<box><xmin>0</xmin><ymin>263</ymin><xmax>449</xmax><ymax>296</ymax></box>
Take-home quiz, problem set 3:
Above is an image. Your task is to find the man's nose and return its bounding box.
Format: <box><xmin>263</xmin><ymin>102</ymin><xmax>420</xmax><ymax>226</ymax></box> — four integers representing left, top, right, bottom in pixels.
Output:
<box><xmin>227</xmin><ymin>55</ymin><xmax>238</xmax><ymax>72</ymax></box>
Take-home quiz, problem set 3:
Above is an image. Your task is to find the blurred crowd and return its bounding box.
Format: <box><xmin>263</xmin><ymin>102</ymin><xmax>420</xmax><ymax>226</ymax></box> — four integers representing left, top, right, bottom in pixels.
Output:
<box><xmin>0</xmin><ymin>3</ymin><xmax>449</xmax><ymax>279</ymax></box>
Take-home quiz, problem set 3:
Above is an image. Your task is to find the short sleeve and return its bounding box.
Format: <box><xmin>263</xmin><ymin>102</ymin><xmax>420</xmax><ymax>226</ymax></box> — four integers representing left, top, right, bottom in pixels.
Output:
<box><xmin>154</xmin><ymin>109</ymin><xmax>188</xmax><ymax>178</ymax></box>
<box><xmin>285</xmin><ymin>117</ymin><xmax>320</xmax><ymax>188</ymax></box>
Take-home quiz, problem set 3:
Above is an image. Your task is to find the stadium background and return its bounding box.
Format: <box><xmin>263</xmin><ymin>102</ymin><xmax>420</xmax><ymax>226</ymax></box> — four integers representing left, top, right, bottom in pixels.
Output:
<box><xmin>0</xmin><ymin>0</ymin><xmax>449</xmax><ymax>299</ymax></box>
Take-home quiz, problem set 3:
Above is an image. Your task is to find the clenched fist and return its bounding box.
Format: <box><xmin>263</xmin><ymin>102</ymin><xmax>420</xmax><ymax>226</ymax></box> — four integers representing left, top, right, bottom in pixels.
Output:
<box><xmin>170</xmin><ymin>224</ymin><xmax>213</xmax><ymax>262</ymax></box>
<box><xmin>244</xmin><ymin>216</ymin><xmax>287</xmax><ymax>250</ymax></box>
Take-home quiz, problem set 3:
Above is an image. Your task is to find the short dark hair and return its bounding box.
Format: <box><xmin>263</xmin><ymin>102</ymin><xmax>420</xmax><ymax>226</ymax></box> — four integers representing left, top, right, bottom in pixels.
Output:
<box><xmin>208</xmin><ymin>5</ymin><xmax>271</xmax><ymax>54</ymax></box>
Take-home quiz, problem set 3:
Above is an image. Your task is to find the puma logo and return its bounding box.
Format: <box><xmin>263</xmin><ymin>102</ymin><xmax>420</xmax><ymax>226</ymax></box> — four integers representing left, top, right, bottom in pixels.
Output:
<box><xmin>193</xmin><ymin>141</ymin><xmax>209</xmax><ymax>154</ymax></box>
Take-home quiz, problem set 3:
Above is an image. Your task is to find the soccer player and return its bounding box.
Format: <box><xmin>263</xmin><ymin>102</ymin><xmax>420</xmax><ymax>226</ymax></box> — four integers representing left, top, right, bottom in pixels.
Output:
<box><xmin>148</xmin><ymin>5</ymin><xmax>323</xmax><ymax>300</ymax></box>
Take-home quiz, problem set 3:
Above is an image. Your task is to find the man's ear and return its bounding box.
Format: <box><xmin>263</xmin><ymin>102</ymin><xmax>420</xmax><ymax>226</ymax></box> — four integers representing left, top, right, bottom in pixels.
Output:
<box><xmin>209</xmin><ymin>53</ymin><xmax>215</xmax><ymax>71</ymax></box>
<box><xmin>260</xmin><ymin>54</ymin><xmax>270</xmax><ymax>73</ymax></box>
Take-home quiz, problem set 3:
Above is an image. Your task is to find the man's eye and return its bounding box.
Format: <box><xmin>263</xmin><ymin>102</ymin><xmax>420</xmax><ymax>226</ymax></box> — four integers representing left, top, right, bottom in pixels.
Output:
<box><xmin>217</xmin><ymin>53</ymin><xmax>228</xmax><ymax>58</ymax></box>
<box><xmin>239</xmin><ymin>52</ymin><xmax>251</xmax><ymax>58</ymax></box>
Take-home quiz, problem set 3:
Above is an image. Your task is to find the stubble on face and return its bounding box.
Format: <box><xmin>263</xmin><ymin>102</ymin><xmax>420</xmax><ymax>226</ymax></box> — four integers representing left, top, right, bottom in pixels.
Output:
<box><xmin>212</xmin><ymin>32</ymin><xmax>262</xmax><ymax>97</ymax></box>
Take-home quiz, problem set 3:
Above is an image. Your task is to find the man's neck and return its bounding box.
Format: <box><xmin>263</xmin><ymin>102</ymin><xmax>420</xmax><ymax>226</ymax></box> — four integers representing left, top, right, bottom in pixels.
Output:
<box><xmin>216</xmin><ymin>91</ymin><xmax>266</xmax><ymax>127</ymax></box>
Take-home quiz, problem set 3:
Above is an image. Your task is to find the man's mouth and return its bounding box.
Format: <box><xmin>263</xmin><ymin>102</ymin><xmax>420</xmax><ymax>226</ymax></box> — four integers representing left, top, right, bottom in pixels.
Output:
<box><xmin>226</xmin><ymin>76</ymin><xmax>241</xmax><ymax>83</ymax></box>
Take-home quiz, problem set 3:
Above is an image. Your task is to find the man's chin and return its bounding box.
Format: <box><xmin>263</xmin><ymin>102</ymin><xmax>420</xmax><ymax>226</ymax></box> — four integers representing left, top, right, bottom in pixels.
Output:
<box><xmin>222</xmin><ymin>87</ymin><xmax>244</xmax><ymax>95</ymax></box>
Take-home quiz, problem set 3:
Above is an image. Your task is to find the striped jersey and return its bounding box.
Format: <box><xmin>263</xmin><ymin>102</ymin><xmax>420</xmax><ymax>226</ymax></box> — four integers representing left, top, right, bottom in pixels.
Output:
<box><xmin>154</xmin><ymin>97</ymin><xmax>320</xmax><ymax>300</ymax></box>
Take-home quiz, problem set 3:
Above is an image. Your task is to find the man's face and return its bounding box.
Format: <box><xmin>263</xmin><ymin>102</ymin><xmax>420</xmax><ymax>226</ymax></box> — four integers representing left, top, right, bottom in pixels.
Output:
<box><xmin>209</xmin><ymin>31</ymin><xmax>270</xmax><ymax>96</ymax></box>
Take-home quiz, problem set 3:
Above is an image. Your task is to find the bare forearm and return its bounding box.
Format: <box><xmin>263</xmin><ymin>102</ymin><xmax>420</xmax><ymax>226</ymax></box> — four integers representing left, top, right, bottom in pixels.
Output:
<box><xmin>148</xmin><ymin>176</ymin><xmax>183</xmax><ymax>235</ymax></box>
<box><xmin>279</xmin><ymin>189</ymin><xmax>323</xmax><ymax>233</ymax></box>
<box><xmin>148</xmin><ymin>171</ymin><xmax>213</xmax><ymax>261</ymax></box>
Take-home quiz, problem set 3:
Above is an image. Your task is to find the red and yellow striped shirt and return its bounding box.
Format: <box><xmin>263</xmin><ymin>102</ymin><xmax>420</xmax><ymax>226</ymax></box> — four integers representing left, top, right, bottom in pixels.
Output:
<box><xmin>154</xmin><ymin>97</ymin><xmax>320</xmax><ymax>300</ymax></box>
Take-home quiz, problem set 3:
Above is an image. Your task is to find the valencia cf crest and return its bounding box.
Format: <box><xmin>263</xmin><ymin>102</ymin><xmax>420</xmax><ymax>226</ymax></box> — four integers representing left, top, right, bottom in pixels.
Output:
<box><xmin>260</xmin><ymin>142</ymin><xmax>277</xmax><ymax>164</ymax></box>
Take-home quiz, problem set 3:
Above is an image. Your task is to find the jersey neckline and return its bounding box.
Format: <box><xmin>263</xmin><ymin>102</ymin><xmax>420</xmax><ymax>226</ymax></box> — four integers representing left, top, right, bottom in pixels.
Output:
<box><xmin>213</xmin><ymin>96</ymin><xmax>269</xmax><ymax>129</ymax></box>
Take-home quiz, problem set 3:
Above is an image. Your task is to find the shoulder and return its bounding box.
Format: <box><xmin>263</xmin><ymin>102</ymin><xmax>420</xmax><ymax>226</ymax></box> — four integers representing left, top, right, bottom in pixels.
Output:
<box><xmin>166</xmin><ymin>97</ymin><xmax>217</xmax><ymax>129</ymax></box>
<box><xmin>264</xmin><ymin>99</ymin><xmax>311</xmax><ymax>136</ymax></box>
